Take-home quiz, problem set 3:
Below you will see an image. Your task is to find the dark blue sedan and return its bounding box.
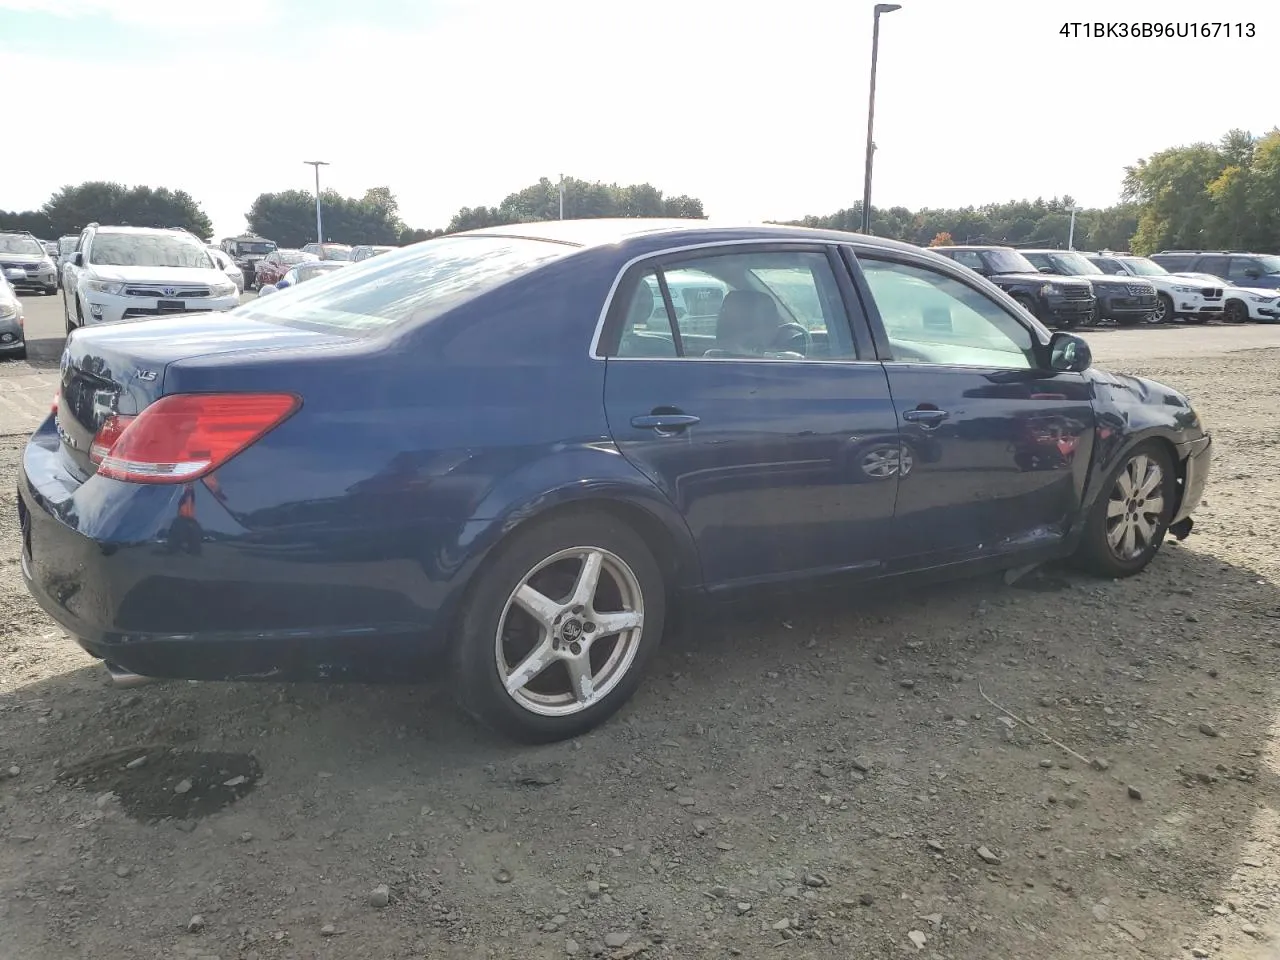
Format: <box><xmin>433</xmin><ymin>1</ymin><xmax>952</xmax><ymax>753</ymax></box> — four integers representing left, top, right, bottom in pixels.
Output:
<box><xmin>18</xmin><ymin>220</ymin><xmax>1212</xmax><ymax>742</ymax></box>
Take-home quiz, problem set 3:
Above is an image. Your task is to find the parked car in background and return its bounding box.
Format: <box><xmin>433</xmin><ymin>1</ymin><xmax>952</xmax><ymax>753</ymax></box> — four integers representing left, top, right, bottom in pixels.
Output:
<box><xmin>1083</xmin><ymin>253</ymin><xmax>1224</xmax><ymax>323</ymax></box>
<box><xmin>350</xmin><ymin>244</ymin><xmax>397</xmax><ymax>262</ymax></box>
<box><xmin>274</xmin><ymin>260</ymin><xmax>349</xmax><ymax>289</ymax></box>
<box><xmin>0</xmin><ymin>231</ymin><xmax>58</xmax><ymax>295</ymax></box>
<box><xmin>1149</xmin><ymin>251</ymin><xmax>1280</xmax><ymax>291</ymax></box>
<box><xmin>206</xmin><ymin>246</ymin><xmax>246</xmax><ymax>293</ymax></box>
<box><xmin>302</xmin><ymin>242</ymin><xmax>353</xmax><ymax>261</ymax></box>
<box><xmin>61</xmin><ymin>224</ymin><xmax>240</xmax><ymax>331</ymax></box>
<box><xmin>0</xmin><ymin>276</ymin><xmax>25</xmax><ymax>359</ymax></box>
<box><xmin>1019</xmin><ymin>249</ymin><xmax>1157</xmax><ymax>325</ymax></box>
<box><xmin>220</xmin><ymin>234</ymin><xmax>277</xmax><ymax>290</ymax></box>
<box><xmin>253</xmin><ymin>249</ymin><xmax>317</xmax><ymax>287</ymax></box>
<box><xmin>56</xmin><ymin>235</ymin><xmax>79</xmax><ymax>289</ymax></box>
<box><xmin>1170</xmin><ymin>272</ymin><xmax>1280</xmax><ymax>323</ymax></box>
<box><xmin>930</xmin><ymin>245</ymin><xmax>1095</xmax><ymax>328</ymax></box>
<box><xmin>19</xmin><ymin>220</ymin><xmax>1211</xmax><ymax>743</ymax></box>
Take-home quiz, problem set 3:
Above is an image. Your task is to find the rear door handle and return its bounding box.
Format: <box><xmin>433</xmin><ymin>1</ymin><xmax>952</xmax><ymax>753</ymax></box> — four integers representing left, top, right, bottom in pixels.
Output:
<box><xmin>631</xmin><ymin>413</ymin><xmax>700</xmax><ymax>434</ymax></box>
<box><xmin>902</xmin><ymin>408</ymin><xmax>949</xmax><ymax>425</ymax></box>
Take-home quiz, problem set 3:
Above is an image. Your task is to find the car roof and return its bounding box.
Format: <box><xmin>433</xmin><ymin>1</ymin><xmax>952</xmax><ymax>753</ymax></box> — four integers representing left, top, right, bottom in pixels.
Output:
<box><xmin>457</xmin><ymin>217</ymin><xmax>926</xmax><ymax>256</ymax></box>
<box><xmin>928</xmin><ymin>244</ymin><xmax>1015</xmax><ymax>252</ymax></box>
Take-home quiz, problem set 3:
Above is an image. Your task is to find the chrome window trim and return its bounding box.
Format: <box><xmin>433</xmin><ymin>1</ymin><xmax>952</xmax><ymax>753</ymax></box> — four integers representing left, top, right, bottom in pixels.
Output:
<box><xmin>588</xmin><ymin>237</ymin><xmax>853</xmax><ymax>361</ymax></box>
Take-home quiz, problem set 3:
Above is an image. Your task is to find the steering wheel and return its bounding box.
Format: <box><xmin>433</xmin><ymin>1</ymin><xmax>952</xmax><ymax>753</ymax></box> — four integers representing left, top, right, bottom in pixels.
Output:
<box><xmin>771</xmin><ymin>322</ymin><xmax>811</xmax><ymax>356</ymax></box>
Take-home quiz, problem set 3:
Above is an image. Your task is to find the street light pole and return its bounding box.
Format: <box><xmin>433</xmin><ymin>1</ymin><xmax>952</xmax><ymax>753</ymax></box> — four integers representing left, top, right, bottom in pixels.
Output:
<box><xmin>559</xmin><ymin>173</ymin><xmax>565</xmax><ymax>220</ymax></box>
<box><xmin>861</xmin><ymin>3</ymin><xmax>902</xmax><ymax>235</ymax></box>
<box><xmin>303</xmin><ymin>160</ymin><xmax>330</xmax><ymax>243</ymax></box>
<box><xmin>1067</xmin><ymin>205</ymin><xmax>1079</xmax><ymax>250</ymax></box>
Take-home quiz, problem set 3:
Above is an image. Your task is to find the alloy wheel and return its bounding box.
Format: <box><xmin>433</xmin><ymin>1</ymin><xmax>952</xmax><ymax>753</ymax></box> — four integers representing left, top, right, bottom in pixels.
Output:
<box><xmin>861</xmin><ymin>443</ymin><xmax>913</xmax><ymax>479</ymax></box>
<box><xmin>1105</xmin><ymin>453</ymin><xmax>1166</xmax><ymax>561</ymax></box>
<box><xmin>495</xmin><ymin>546</ymin><xmax>645</xmax><ymax>717</ymax></box>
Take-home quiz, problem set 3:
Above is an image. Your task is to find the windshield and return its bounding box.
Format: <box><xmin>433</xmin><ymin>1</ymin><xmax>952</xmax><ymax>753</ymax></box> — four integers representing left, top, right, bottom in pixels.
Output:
<box><xmin>234</xmin><ymin>241</ymin><xmax>275</xmax><ymax>255</ymax></box>
<box><xmin>1253</xmin><ymin>255</ymin><xmax>1280</xmax><ymax>274</ymax></box>
<box><xmin>0</xmin><ymin>235</ymin><xmax>45</xmax><ymax>256</ymax></box>
<box><xmin>1047</xmin><ymin>252</ymin><xmax>1103</xmax><ymax>275</ymax></box>
<box><xmin>985</xmin><ymin>249</ymin><xmax>1038</xmax><ymax>274</ymax></box>
<box><xmin>237</xmin><ymin>235</ymin><xmax>573</xmax><ymax>334</ymax></box>
<box><xmin>90</xmin><ymin>233</ymin><xmax>213</xmax><ymax>268</ymax></box>
<box><xmin>1120</xmin><ymin>257</ymin><xmax>1168</xmax><ymax>276</ymax></box>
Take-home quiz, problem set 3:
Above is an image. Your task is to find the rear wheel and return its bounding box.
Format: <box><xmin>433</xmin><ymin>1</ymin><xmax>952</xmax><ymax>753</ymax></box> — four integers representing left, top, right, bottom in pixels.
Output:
<box><xmin>452</xmin><ymin>510</ymin><xmax>666</xmax><ymax>743</ymax></box>
<box><xmin>1073</xmin><ymin>442</ymin><xmax>1176</xmax><ymax>578</ymax></box>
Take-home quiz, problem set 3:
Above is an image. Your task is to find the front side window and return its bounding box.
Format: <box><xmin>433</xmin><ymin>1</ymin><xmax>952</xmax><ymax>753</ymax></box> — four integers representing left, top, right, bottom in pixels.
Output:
<box><xmin>236</xmin><ymin>235</ymin><xmax>573</xmax><ymax>334</ymax></box>
<box><xmin>1229</xmin><ymin>256</ymin><xmax>1280</xmax><ymax>281</ymax></box>
<box><xmin>1088</xmin><ymin>257</ymin><xmax>1124</xmax><ymax>274</ymax></box>
<box><xmin>943</xmin><ymin>249</ymin><xmax>986</xmax><ymax>272</ymax></box>
<box><xmin>861</xmin><ymin>258</ymin><xmax>1036</xmax><ymax>370</ymax></box>
<box><xmin>88</xmin><ymin>233</ymin><xmax>213</xmax><ymax>268</ymax></box>
<box><xmin>609</xmin><ymin>249</ymin><xmax>857</xmax><ymax>361</ymax></box>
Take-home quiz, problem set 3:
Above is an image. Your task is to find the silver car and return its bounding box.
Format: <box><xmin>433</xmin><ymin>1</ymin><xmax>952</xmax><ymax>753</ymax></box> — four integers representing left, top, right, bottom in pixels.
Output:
<box><xmin>350</xmin><ymin>244</ymin><xmax>397</xmax><ymax>262</ymax></box>
<box><xmin>0</xmin><ymin>277</ymin><xmax>25</xmax><ymax>359</ymax></box>
<box><xmin>0</xmin><ymin>231</ymin><xmax>58</xmax><ymax>295</ymax></box>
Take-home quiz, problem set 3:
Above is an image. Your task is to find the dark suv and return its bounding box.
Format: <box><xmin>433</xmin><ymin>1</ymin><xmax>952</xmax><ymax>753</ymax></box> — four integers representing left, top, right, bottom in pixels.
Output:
<box><xmin>1149</xmin><ymin>251</ymin><xmax>1280</xmax><ymax>290</ymax></box>
<box><xmin>930</xmin><ymin>245</ymin><xmax>1095</xmax><ymax>328</ymax></box>
<box><xmin>1020</xmin><ymin>250</ymin><xmax>1157</xmax><ymax>326</ymax></box>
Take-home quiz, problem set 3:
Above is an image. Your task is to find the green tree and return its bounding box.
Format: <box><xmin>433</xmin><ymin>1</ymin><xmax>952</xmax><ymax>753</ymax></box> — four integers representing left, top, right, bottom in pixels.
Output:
<box><xmin>246</xmin><ymin>186</ymin><xmax>407</xmax><ymax>247</ymax></box>
<box><xmin>443</xmin><ymin>176</ymin><xmax>705</xmax><ymax>233</ymax></box>
<box><xmin>23</xmin><ymin>182</ymin><xmax>214</xmax><ymax>238</ymax></box>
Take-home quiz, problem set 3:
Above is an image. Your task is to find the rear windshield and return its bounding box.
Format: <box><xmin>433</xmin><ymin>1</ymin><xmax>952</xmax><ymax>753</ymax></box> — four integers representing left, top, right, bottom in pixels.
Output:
<box><xmin>236</xmin><ymin>235</ymin><xmax>574</xmax><ymax>333</ymax></box>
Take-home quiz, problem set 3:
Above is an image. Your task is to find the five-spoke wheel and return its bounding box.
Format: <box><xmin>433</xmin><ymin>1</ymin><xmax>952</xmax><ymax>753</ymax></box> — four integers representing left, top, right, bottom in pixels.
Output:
<box><xmin>453</xmin><ymin>510</ymin><xmax>665</xmax><ymax>742</ymax></box>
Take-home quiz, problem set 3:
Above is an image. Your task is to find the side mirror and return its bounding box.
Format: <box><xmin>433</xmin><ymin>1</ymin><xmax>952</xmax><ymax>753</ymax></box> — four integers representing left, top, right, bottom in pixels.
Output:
<box><xmin>1048</xmin><ymin>332</ymin><xmax>1091</xmax><ymax>373</ymax></box>
<box><xmin>72</xmin><ymin>252</ymin><xmax>84</xmax><ymax>267</ymax></box>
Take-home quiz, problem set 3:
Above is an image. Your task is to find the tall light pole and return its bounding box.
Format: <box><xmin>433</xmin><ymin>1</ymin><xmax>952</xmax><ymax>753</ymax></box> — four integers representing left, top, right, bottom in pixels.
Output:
<box><xmin>1066</xmin><ymin>204</ymin><xmax>1079</xmax><ymax>250</ymax></box>
<box><xmin>303</xmin><ymin>160</ymin><xmax>330</xmax><ymax>243</ymax></box>
<box><xmin>559</xmin><ymin>173</ymin><xmax>565</xmax><ymax>220</ymax></box>
<box><xmin>861</xmin><ymin>3</ymin><xmax>902</xmax><ymax>235</ymax></box>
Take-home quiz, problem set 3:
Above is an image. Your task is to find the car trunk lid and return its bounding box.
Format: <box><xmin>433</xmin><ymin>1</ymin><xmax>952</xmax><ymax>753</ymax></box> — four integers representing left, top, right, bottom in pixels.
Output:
<box><xmin>56</xmin><ymin>313</ymin><xmax>349</xmax><ymax>478</ymax></box>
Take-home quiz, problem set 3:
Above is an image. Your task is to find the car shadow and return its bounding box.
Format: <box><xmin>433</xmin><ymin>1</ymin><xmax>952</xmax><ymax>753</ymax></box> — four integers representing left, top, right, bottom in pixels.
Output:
<box><xmin>4</xmin><ymin>541</ymin><xmax>1278</xmax><ymax>959</ymax></box>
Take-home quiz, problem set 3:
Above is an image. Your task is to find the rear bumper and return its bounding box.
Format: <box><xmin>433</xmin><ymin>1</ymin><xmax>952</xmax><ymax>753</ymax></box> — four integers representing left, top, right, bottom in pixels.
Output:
<box><xmin>18</xmin><ymin>423</ymin><xmax>457</xmax><ymax>682</ymax></box>
<box><xmin>1173</xmin><ymin>434</ymin><xmax>1211</xmax><ymax>524</ymax></box>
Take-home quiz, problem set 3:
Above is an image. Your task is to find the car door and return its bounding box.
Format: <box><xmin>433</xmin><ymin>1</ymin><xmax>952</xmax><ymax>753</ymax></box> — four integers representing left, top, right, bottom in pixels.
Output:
<box><xmin>599</xmin><ymin>243</ymin><xmax>901</xmax><ymax>590</ymax></box>
<box><xmin>850</xmin><ymin>249</ymin><xmax>1096</xmax><ymax>570</ymax></box>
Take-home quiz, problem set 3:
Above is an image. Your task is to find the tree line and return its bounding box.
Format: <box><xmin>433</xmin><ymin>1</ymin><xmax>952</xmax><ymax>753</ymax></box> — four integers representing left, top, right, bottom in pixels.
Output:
<box><xmin>2</xmin><ymin>128</ymin><xmax>1277</xmax><ymax>253</ymax></box>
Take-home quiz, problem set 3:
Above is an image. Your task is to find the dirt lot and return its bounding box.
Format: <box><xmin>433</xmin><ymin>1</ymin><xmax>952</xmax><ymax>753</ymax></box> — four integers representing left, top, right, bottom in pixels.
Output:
<box><xmin>2</xmin><ymin>332</ymin><xmax>1279</xmax><ymax>960</ymax></box>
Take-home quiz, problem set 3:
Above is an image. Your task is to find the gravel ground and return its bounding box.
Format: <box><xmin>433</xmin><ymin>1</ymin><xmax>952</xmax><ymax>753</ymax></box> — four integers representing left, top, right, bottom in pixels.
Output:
<box><xmin>1</xmin><ymin>345</ymin><xmax>1278</xmax><ymax>960</ymax></box>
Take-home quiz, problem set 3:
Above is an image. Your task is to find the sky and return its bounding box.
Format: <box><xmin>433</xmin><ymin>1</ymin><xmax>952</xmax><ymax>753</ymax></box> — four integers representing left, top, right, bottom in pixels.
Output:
<box><xmin>1</xmin><ymin>0</ymin><xmax>1276</xmax><ymax>239</ymax></box>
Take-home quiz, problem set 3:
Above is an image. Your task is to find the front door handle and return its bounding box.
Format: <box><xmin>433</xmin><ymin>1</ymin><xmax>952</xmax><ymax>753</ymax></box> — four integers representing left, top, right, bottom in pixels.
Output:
<box><xmin>902</xmin><ymin>408</ymin><xmax>949</xmax><ymax>426</ymax></box>
<box><xmin>631</xmin><ymin>413</ymin><xmax>700</xmax><ymax>435</ymax></box>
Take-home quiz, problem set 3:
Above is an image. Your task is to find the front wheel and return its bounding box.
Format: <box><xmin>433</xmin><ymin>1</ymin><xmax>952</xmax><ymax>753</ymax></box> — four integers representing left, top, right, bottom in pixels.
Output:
<box><xmin>1073</xmin><ymin>442</ymin><xmax>1176</xmax><ymax>578</ymax></box>
<box><xmin>1223</xmin><ymin>299</ymin><xmax>1249</xmax><ymax>324</ymax></box>
<box><xmin>452</xmin><ymin>510</ymin><xmax>666</xmax><ymax>743</ymax></box>
<box><xmin>1152</xmin><ymin>293</ymin><xmax>1173</xmax><ymax>324</ymax></box>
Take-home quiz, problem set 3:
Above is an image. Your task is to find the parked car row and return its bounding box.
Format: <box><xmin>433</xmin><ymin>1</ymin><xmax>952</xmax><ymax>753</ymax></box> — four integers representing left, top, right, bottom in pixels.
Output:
<box><xmin>0</xmin><ymin>275</ymin><xmax>26</xmax><ymax>358</ymax></box>
<box><xmin>929</xmin><ymin>244</ymin><xmax>1280</xmax><ymax>327</ymax></box>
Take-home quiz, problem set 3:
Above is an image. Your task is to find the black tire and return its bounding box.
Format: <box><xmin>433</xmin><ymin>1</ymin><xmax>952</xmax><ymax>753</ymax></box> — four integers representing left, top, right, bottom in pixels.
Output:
<box><xmin>452</xmin><ymin>509</ymin><xmax>666</xmax><ymax>743</ymax></box>
<box><xmin>1223</xmin><ymin>299</ymin><xmax>1249</xmax><ymax>324</ymax></box>
<box><xmin>1072</xmin><ymin>441</ymin><xmax>1176</xmax><ymax>579</ymax></box>
<box><xmin>43</xmin><ymin>285</ymin><xmax>56</xmax><ymax>296</ymax></box>
<box><xmin>1151</xmin><ymin>293</ymin><xmax>1174</xmax><ymax>323</ymax></box>
<box><xmin>1014</xmin><ymin>294</ymin><xmax>1042</xmax><ymax>321</ymax></box>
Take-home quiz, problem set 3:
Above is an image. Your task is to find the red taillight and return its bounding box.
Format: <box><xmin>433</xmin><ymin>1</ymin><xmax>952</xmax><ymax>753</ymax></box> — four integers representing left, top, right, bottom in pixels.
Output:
<box><xmin>89</xmin><ymin>414</ymin><xmax>135</xmax><ymax>463</ymax></box>
<box><xmin>91</xmin><ymin>393</ymin><xmax>300</xmax><ymax>484</ymax></box>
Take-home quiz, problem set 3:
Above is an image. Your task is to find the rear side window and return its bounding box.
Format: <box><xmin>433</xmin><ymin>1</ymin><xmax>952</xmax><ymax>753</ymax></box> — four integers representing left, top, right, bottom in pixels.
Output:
<box><xmin>236</xmin><ymin>236</ymin><xmax>574</xmax><ymax>334</ymax></box>
<box><xmin>1152</xmin><ymin>254</ymin><xmax>1194</xmax><ymax>271</ymax></box>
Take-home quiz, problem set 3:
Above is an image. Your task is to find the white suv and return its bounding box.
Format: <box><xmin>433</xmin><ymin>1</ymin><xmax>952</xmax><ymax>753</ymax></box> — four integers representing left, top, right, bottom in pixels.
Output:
<box><xmin>1085</xmin><ymin>253</ymin><xmax>1224</xmax><ymax>324</ymax></box>
<box><xmin>62</xmin><ymin>224</ymin><xmax>240</xmax><ymax>332</ymax></box>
